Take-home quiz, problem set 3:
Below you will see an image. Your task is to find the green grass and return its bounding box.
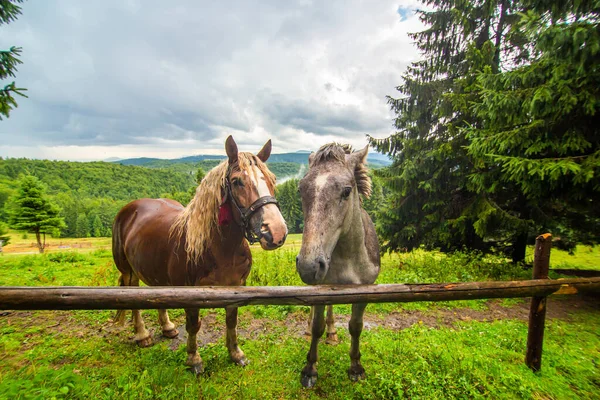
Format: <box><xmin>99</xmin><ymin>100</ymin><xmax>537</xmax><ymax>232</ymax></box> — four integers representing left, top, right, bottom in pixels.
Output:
<box><xmin>0</xmin><ymin>239</ymin><xmax>599</xmax><ymax>399</ymax></box>
<box><xmin>526</xmin><ymin>244</ymin><xmax>600</xmax><ymax>270</ymax></box>
<box><xmin>0</xmin><ymin>309</ymin><xmax>598</xmax><ymax>399</ymax></box>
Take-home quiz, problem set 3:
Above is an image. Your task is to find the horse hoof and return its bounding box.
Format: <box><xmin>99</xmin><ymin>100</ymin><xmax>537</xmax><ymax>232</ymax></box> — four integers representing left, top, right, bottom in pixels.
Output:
<box><xmin>162</xmin><ymin>329</ymin><xmax>179</xmax><ymax>339</ymax></box>
<box><xmin>188</xmin><ymin>363</ymin><xmax>204</xmax><ymax>376</ymax></box>
<box><xmin>234</xmin><ymin>356</ymin><xmax>249</xmax><ymax>367</ymax></box>
<box><xmin>301</xmin><ymin>373</ymin><xmax>318</xmax><ymax>388</ymax></box>
<box><xmin>348</xmin><ymin>367</ymin><xmax>366</xmax><ymax>382</ymax></box>
<box><xmin>325</xmin><ymin>332</ymin><xmax>339</xmax><ymax>345</ymax></box>
<box><xmin>135</xmin><ymin>336</ymin><xmax>153</xmax><ymax>348</ymax></box>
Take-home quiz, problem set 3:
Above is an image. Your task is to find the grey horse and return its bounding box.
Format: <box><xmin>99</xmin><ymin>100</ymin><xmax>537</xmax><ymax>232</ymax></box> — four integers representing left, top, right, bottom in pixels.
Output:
<box><xmin>296</xmin><ymin>143</ymin><xmax>380</xmax><ymax>388</ymax></box>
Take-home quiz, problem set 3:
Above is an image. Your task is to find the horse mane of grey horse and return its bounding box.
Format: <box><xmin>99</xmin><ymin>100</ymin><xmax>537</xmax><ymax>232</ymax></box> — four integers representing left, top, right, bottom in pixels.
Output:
<box><xmin>296</xmin><ymin>143</ymin><xmax>380</xmax><ymax>388</ymax></box>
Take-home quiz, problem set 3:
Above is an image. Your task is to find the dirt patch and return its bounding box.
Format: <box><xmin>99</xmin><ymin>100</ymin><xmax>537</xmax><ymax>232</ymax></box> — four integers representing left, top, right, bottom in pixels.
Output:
<box><xmin>1</xmin><ymin>295</ymin><xmax>598</xmax><ymax>350</ymax></box>
<box><xmin>552</xmin><ymin>269</ymin><xmax>600</xmax><ymax>278</ymax></box>
<box><xmin>365</xmin><ymin>295</ymin><xmax>599</xmax><ymax>331</ymax></box>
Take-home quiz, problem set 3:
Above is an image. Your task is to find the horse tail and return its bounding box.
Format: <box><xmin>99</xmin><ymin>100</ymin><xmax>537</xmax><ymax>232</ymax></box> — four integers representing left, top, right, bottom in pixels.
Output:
<box><xmin>112</xmin><ymin>205</ymin><xmax>135</xmax><ymax>325</ymax></box>
<box><xmin>113</xmin><ymin>274</ymin><xmax>129</xmax><ymax>324</ymax></box>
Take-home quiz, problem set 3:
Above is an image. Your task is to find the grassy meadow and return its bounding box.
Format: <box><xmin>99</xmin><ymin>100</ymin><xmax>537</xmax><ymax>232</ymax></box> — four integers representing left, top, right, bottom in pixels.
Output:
<box><xmin>0</xmin><ymin>236</ymin><xmax>598</xmax><ymax>399</ymax></box>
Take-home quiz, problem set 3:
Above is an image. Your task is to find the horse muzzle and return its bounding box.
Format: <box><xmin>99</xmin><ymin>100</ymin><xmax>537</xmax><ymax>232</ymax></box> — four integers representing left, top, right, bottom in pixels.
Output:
<box><xmin>296</xmin><ymin>254</ymin><xmax>329</xmax><ymax>284</ymax></box>
<box><xmin>258</xmin><ymin>224</ymin><xmax>287</xmax><ymax>250</ymax></box>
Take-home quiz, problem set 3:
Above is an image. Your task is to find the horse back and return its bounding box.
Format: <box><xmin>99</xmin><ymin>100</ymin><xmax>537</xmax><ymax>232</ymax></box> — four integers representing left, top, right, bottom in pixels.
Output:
<box><xmin>113</xmin><ymin>198</ymin><xmax>187</xmax><ymax>286</ymax></box>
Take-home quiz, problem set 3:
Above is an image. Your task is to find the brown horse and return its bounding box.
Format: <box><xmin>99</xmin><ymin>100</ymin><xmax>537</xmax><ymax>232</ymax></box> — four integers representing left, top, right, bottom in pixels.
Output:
<box><xmin>112</xmin><ymin>136</ymin><xmax>288</xmax><ymax>374</ymax></box>
<box><xmin>296</xmin><ymin>143</ymin><xmax>380</xmax><ymax>388</ymax></box>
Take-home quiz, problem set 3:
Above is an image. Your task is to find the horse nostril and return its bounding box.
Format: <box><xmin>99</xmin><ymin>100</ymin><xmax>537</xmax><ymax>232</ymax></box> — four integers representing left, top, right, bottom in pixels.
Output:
<box><xmin>277</xmin><ymin>233</ymin><xmax>286</xmax><ymax>245</ymax></box>
<box><xmin>261</xmin><ymin>223</ymin><xmax>269</xmax><ymax>234</ymax></box>
<box><xmin>318</xmin><ymin>259</ymin><xmax>326</xmax><ymax>272</ymax></box>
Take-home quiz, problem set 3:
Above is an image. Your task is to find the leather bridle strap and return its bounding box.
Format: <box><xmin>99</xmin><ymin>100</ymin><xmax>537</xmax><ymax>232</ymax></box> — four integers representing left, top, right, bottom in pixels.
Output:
<box><xmin>223</xmin><ymin>174</ymin><xmax>279</xmax><ymax>244</ymax></box>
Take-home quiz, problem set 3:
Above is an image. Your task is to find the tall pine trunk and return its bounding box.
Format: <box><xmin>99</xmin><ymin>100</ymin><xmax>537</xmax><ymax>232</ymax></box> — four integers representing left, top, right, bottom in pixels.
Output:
<box><xmin>35</xmin><ymin>230</ymin><xmax>44</xmax><ymax>253</ymax></box>
<box><xmin>511</xmin><ymin>231</ymin><xmax>527</xmax><ymax>264</ymax></box>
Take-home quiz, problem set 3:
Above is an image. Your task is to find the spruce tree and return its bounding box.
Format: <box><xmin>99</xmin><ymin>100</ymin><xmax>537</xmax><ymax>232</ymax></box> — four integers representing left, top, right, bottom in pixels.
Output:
<box><xmin>373</xmin><ymin>0</ymin><xmax>599</xmax><ymax>261</ymax></box>
<box><xmin>91</xmin><ymin>214</ymin><xmax>103</xmax><ymax>237</ymax></box>
<box><xmin>0</xmin><ymin>221</ymin><xmax>9</xmax><ymax>247</ymax></box>
<box><xmin>75</xmin><ymin>213</ymin><xmax>90</xmax><ymax>238</ymax></box>
<box><xmin>8</xmin><ymin>175</ymin><xmax>65</xmax><ymax>253</ymax></box>
<box><xmin>0</xmin><ymin>0</ymin><xmax>27</xmax><ymax>119</ymax></box>
<box><xmin>370</xmin><ymin>0</ymin><xmax>521</xmax><ymax>256</ymax></box>
<box><xmin>276</xmin><ymin>179</ymin><xmax>303</xmax><ymax>233</ymax></box>
<box><xmin>465</xmin><ymin>1</ymin><xmax>600</xmax><ymax>250</ymax></box>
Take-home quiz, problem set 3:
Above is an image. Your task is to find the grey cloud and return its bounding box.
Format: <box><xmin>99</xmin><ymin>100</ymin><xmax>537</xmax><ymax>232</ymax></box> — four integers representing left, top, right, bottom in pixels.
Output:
<box><xmin>258</xmin><ymin>91</ymin><xmax>388</xmax><ymax>136</ymax></box>
<box><xmin>0</xmin><ymin>0</ymin><xmax>422</xmax><ymax>157</ymax></box>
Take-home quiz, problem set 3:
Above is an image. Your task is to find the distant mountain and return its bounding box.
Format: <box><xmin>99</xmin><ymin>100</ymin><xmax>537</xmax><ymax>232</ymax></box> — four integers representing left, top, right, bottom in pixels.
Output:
<box><xmin>115</xmin><ymin>151</ymin><xmax>391</xmax><ymax>167</ymax></box>
<box><xmin>115</xmin><ymin>157</ymin><xmax>164</xmax><ymax>166</ymax></box>
<box><xmin>365</xmin><ymin>152</ymin><xmax>392</xmax><ymax>167</ymax></box>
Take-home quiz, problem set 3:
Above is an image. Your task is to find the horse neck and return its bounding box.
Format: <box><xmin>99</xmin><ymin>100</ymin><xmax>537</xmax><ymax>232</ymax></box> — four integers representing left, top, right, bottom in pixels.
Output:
<box><xmin>178</xmin><ymin>219</ymin><xmax>247</xmax><ymax>269</ymax></box>
<box><xmin>210</xmin><ymin>221</ymin><xmax>246</xmax><ymax>255</ymax></box>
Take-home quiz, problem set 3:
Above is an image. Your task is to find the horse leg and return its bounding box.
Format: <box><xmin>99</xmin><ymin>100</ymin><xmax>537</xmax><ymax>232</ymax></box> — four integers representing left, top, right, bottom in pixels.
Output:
<box><xmin>122</xmin><ymin>274</ymin><xmax>152</xmax><ymax>347</ymax></box>
<box><xmin>225</xmin><ymin>307</ymin><xmax>248</xmax><ymax>366</ymax></box>
<box><xmin>185</xmin><ymin>308</ymin><xmax>203</xmax><ymax>375</ymax></box>
<box><xmin>304</xmin><ymin>306</ymin><xmax>314</xmax><ymax>336</ymax></box>
<box><xmin>348</xmin><ymin>303</ymin><xmax>368</xmax><ymax>381</ymax></box>
<box><xmin>132</xmin><ymin>309</ymin><xmax>152</xmax><ymax>347</ymax></box>
<box><xmin>325</xmin><ymin>305</ymin><xmax>338</xmax><ymax>345</ymax></box>
<box><xmin>158</xmin><ymin>309</ymin><xmax>178</xmax><ymax>338</ymax></box>
<box><xmin>301</xmin><ymin>305</ymin><xmax>325</xmax><ymax>388</ymax></box>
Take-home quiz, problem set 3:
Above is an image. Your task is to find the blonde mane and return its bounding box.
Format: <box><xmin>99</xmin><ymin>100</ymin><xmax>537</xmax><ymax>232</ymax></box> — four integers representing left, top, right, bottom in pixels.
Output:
<box><xmin>312</xmin><ymin>143</ymin><xmax>372</xmax><ymax>198</ymax></box>
<box><xmin>170</xmin><ymin>152</ymin><xmax>276</xmax><ymax>263</ymax></box>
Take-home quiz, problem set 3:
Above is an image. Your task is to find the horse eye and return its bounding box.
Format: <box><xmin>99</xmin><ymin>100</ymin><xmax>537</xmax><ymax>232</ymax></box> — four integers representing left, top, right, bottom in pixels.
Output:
<box><xmin>342</xmin><ymin>186</ymin><xmax>352</xmax><ymax>198</ymax></box>
<box><xmin>232</xmin><ymin>178</ymin><xmax>244</xmax><ymax>187</ymax></box>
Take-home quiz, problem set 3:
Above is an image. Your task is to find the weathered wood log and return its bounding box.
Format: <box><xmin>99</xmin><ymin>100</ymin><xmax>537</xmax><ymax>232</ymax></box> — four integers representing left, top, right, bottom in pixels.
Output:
<box><xmin>526</xmin><ymin>233</ymin><xmax>552</xmax><ymax>372</ymax></box>
<box><xmin>0</xmin><ymin>277</ymin><xmax>598</xmax><ymax>310</ymax></box>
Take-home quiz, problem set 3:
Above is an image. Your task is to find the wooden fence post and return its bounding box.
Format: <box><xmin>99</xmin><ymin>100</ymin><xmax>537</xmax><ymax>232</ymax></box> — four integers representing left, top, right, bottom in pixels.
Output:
<box><xmin>525</xmin><ymin>233</ymin><xmax>552</xmax><ymax>372</ymax></box>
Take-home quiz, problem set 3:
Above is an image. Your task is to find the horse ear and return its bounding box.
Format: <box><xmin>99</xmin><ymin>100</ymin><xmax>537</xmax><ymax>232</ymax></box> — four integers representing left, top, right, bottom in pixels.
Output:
<box><xmin>346</xmin><ymin>145</ymin><xmax>368</xmax><ymax>170</ymax></box>
<box><xmin>308</xmin><ymin>151</ymin><xmax>315</xmax><ymax>166</ymax></box>
<box><xmin>225</xmin><ymin>135</ymin><xmax>238</xmax><ymax>165</ymax></box>
<box><xmin>256</xmin><ymin>139</ymin><xmax>272</xmax><ymax>162</ymax></box>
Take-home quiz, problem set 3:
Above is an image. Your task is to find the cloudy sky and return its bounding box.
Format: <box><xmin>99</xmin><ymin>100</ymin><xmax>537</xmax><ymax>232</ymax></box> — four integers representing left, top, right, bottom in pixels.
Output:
<box><xmin>0</xmin><ymin>0</ymin><xmax>424</xmax><ymax>161</ymax></box>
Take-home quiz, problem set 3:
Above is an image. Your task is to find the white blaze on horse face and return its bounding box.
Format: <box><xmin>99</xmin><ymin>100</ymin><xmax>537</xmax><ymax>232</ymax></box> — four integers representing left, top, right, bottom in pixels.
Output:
<box><xmin>305</xmin><ymin>171</ymin><xmax>340</xmax><ymax>253</ymax></box>
<box><xmin>315</xmin><ymin>173</ymin><xmax>330</xmax><ymax>192</ymax></box>
<box><xmin>249</xmin><ymin>166</ymin><xmax>271</xmax><ymax>198</ymax></box>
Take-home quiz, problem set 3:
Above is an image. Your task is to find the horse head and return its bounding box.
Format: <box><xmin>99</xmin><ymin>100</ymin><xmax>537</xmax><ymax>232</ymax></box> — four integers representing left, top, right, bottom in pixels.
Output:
<box><xmin>296</xmin><ymin>144</ymin><xmax>370</xmax><ymax>284</ymax></box>
<box><xmin>224</xmin><ymin>136</ymin><xmax>288</xmax><ymax>250</ymax></box>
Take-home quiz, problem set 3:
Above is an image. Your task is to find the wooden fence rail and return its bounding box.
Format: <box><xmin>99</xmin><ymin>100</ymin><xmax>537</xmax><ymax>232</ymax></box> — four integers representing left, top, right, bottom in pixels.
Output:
<box><xmin>0</xmin><ymin>277</ymin><xmax>598</xmax><ymax>310</ymax></box>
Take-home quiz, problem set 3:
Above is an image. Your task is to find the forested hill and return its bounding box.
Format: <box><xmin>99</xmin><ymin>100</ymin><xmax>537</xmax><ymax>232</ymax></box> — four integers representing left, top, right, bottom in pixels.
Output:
<box><xmin>0</xmin><ymin>158</ymin><xmax>200</xmax><ymax>238</ymax></box>
<box><xmin>0</xmin><ymin>158</ymin><xmax>307</xmax><ymax>238</ymax></box>
<box><xmin>0</xmin><ymin>158</ymin><xmax>194</xmax><ymax>200</ymax></box>
<box><xmin>115</xmin><ymin>151</ymin><xmax>391</xmax><ymax>168</ymax></box>
<box><xmin>115</xmin><ymin>152</ymin><xmax>309</xmax><ymax>165</ymax></box>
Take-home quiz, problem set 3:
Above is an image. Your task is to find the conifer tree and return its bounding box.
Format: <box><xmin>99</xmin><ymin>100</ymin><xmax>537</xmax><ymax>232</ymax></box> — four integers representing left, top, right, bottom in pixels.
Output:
<box><xmin>276</xmin><ymin>179</ymin><xmax>303</xmax><ymax>233</ymax></box>
<box><xmin>0</xmin><ymin>221</ymin><xmax>9</xmax><ymax>247</ymax></box>
<box><xmin>465</xmin><ymin>1</ymin><xmax>600</xmax><ymax>250</ymax></box>
<box><xmin>370</xmin><ymin>0</ymin><xmax>521</xmax><ymax>256</ymax></box>
<box><xmin>0</xmin><ymin>0</ymin><xmax>27</xmax><ymax>119</ymax></box>
<box><xmin>75</xmin><ymin>213</ymin><xmax>90</xmax><ymax>238</ymax></box>
<box><xmin>373</xmin><ymin>0</ymin><xmax>599</xmax><ymax>261</ymax></box>
<box><xmin>8</xmin><ymin>175</ymin><xmax>65</xmax><ymax>253</ymax></box>
<box><xmin>91</xmin><ymin>214</ymin><xmax>103</xmax><ymax>237</ymax></box>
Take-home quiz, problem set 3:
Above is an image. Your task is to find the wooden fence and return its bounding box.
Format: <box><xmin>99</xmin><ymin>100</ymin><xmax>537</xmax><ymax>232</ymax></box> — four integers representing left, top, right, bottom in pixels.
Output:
<box><xmin>1</xmin><ymin>234</ymin><xmax>599</xmax><ymax>372</ymax></box>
